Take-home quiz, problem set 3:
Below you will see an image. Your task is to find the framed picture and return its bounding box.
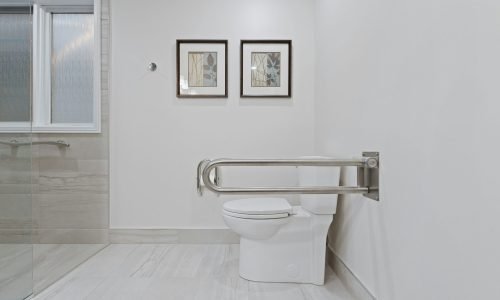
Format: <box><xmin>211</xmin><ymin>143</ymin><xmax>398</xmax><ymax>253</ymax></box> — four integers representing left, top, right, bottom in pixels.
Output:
<box><xmin>240</xmin><ymin>40</ymin><xmax>291</xmax><ymax>98</ymax></box>
<box><xmin>176</xmin><ymin>40</ymin><xmax>228</xmax><ymax>98</ymax></box>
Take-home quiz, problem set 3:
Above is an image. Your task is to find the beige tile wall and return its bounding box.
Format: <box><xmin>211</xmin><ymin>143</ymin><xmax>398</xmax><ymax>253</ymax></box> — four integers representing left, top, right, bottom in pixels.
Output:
<box><xmin>32</xmin><ymin>0</ymin><xmax>110</xmax><ymax>244</ymax></box>
<box><xmin>0</xmin><ymin>134</ymin><xmax>33</xmax><ymax>243</ymax></box>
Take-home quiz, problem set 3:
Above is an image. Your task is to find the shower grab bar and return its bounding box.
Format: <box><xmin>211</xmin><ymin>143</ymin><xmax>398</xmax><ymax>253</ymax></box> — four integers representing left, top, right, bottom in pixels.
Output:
<box><xmin>199</xmin><ymin>152</ymin><xmax>379</xmax><ymax>201</ymax></box>
<box><xmin>0</xmin><ymin>140</ymin><xmax>70</xmax><ymax>147</ymax></box>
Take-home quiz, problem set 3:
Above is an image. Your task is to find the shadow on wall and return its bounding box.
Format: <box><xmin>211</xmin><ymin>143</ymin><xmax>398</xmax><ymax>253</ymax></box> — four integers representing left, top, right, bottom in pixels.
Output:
<box><xmin>174</xmin><ymin>98</ymin><xmax>228</xmax><ymax>106</ymax></box>
<box><xmin>239</xmin><ymin>98</ymin><xmax>293</xmax><ymax>107</ymax></box>
<box><xmin>171</xmin><ymin>96</ymin><xmax>294</xmax><ymax>107</ymax></box>
<box><xmin>328</xmin><ymin>166</ymin><xmax>395</xmax><ymax>299</ymax></box>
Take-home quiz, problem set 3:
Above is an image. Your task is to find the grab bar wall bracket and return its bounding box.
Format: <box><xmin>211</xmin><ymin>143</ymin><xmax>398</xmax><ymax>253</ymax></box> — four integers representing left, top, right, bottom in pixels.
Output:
<box><xmin>198</xmin><ymin>152</ymin><xmax>380</xmax><ymax>201</ymax></box>
<box><xmin>357</xmin><ymin>152</ymin><xmax>379</xmax><ymax>201</ymax></box>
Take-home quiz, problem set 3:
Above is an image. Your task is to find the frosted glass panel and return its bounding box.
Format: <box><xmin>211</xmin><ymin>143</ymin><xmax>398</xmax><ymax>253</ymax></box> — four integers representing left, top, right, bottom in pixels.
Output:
<box><xmin>0</xmin><ymin>7</ymin><xmax>33</xmax><ymax>300</ymax></box>
<box><xmin>0</xmin><ymin>13</ymin><xmax>31</xmax><ymax>122</ymax></box>
<box><xmin>51</xmin><ymin>13</ymin><xmax>94</xmax><ymax>124</ymax></box>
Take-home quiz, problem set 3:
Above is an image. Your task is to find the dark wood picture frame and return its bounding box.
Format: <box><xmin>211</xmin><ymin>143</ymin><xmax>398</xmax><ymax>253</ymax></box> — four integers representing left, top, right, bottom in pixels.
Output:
<box><xmin>176</xmin><ymin>39</ymin><xmax>228</xmax><ymax>98</ymax></box>
<box><xmin>240</xmin><ymin>40</ymin><xmax>292</xmax><ymax>98</ymax></box>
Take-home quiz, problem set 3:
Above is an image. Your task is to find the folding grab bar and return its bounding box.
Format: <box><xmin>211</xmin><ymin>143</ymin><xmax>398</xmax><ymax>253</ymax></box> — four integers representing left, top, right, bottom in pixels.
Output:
<box><xmin>199</xmin><ymin>152</ymin><xmax>379</xmax><ymax>201</ymax></box>
<box><xmin>197</xmin><ymin>159</ymin><xmax>220</xmax><ymax>196</ymax></box>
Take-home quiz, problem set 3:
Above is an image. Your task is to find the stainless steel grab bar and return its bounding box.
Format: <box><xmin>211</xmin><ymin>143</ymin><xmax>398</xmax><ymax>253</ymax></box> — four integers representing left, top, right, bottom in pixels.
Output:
<box><xmin>197</xmin><ymin>159</ymin><xmax>220</xmax><ymax>196</ymax></box>
<box><xmin>199</xmin><ymin>152</ymin><xmax>380</xmax><ymax>200</ymax></box>
<box><xmin>0</xmin><ymin>140</ymin><xmax>70</xmax><ymax>147</ymax></box>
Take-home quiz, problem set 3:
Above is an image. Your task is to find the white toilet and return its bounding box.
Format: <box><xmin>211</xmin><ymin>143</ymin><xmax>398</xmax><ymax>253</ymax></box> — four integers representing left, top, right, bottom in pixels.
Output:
<box><xmin>222</xmin><ymin>165</ymin><xmax>340</xmax><ymax>285</ymax></box>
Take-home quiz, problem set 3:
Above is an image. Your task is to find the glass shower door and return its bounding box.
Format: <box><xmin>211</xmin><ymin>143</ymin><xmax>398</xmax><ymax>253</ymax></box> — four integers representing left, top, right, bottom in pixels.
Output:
<box><xmin>0</xmin><ymin>5</ymin><xmax>33</xmax><ymax>300</ymax></box>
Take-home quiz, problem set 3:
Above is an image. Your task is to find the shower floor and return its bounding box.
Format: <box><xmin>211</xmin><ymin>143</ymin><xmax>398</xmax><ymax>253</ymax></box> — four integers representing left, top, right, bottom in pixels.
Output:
<box><xmin>0</xmin><ymin>244</ymin><xmax>32</xmax><ymax>300</ymax></box>
<box><xmin>32</xmin><ymin>244</ymin><xmax>357</xmax><ymax>300</ymax></box>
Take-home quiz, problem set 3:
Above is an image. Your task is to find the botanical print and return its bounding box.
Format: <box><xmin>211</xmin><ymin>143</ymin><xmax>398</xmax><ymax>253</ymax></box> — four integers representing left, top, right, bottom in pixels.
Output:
<box><xmin>251</xmin><ymin>52</ymin><xmax>281</xmax><ymax>87</ymax></box>
<box><xmin>188</xmin><ymin>52</ymin><xmax>217</xmax><ymax>87</ymax></box>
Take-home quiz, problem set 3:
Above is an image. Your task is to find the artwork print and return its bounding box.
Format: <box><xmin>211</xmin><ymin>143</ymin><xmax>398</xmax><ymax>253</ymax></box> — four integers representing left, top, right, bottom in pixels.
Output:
<box><xmin>188</xmin><ymin>52</ymin><xmax>217</xmax><ymax>87</ymax></box>
<box><xmin>176</xmin><ymin>40</ymin><xmax>227</xmax><ymax>98</ymax></box>
<box><xmin>241</xmin><ymin>40</ymin><xmax>291</xmax><ymax>97</ymax></box>
<box><xmin>251</xmin><ymin>52</ymin><xmax>280</xmax><ymax>87</ymax></box>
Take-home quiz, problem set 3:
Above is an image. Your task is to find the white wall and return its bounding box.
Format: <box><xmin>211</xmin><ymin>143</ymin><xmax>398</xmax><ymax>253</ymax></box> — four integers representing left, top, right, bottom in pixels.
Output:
<box><xmin>314</xmin><ymin>0</ymin><xmax>500</xmax><ymax>299</ymax></box>
<box><xmin>110</xmin><ymin>0</ymin><xmax>316</xmax><ymax>228</ymax></box>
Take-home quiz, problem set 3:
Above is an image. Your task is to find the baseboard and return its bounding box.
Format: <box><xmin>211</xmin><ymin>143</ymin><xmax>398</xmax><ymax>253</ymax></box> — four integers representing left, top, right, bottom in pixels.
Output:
<box><xmin>109</xmin><ymin>228</ymin><xmax>239</xmax><ymax>244</ymax></box>
<box><xmin>326</xmin><ymin>243</ymin><xmax>377</xmax><ymax>300</ymax></box>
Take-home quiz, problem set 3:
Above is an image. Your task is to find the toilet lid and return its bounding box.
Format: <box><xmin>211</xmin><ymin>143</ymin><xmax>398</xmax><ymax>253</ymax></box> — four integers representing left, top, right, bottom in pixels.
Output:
<box><xmin>223</xmin><ymin>198</ymin><xmax>292</xmax><ymax>215</ymax></box>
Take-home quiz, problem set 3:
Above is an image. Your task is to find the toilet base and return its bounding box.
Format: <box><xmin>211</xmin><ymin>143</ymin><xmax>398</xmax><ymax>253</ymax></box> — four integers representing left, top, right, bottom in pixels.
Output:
<box><xmin>239</xmin><ymin>207</ymin><xmax>333</xmax><ymax>285</ymax></box>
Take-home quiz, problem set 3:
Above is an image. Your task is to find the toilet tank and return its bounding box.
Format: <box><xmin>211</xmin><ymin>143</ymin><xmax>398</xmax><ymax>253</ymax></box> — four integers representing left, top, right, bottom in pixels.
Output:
<box><xmin>298</xmin><ymin>162</ymin><xmax>340</xmax><ymax>215</ymax></box>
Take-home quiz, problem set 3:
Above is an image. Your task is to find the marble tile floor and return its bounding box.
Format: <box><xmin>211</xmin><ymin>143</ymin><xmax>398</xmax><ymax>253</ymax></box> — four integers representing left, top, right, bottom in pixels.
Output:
<box><xmin>33</xmin><ymin>244</ymin><xmax>358</xmax><ymax>300</ymax></box>
<box><xmin>0</xmin><ymin>244</ymin><xmax>32</xmax><ymax>300</ymax></box>
<box><xmin>0</xmin><ymin>244</ymin><xmax>106</xmax><ymax>300</ymax></box>
<box><xmin>33</xmin><ymin>244</ymin><xmax>107</xmax><ymax>294</ymax></box>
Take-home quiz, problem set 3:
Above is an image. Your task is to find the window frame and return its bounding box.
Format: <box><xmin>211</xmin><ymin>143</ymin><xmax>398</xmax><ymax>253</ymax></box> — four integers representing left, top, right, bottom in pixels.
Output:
<box><xmin>1</xmin><ymin>1</ymin><xmax>101</xmax><ymax>133</ymax></box>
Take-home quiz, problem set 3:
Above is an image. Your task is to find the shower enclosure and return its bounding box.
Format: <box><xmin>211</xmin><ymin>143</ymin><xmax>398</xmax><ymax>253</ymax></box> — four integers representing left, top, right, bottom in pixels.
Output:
<box><xmin>0</xmin><ymin>0</ymin><xmax>109</xmax><ymax>298</ymax></box>
<box><xmin>0</xmin><ymin>4</ymin><xmax>33</xmax><ymax>300</ymax></box>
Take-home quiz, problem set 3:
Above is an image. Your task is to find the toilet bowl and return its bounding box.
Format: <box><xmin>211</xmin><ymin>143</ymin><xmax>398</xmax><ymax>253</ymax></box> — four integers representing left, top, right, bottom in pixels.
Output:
<box><xmin>222</xmin><ymin>165</ymin><xmax>340</xmax><ymax>285</ymax></box>
<box><xmin>223</xmin><ymin>198</ymin><xmax>292</xmax><ymax>240</ymax></box>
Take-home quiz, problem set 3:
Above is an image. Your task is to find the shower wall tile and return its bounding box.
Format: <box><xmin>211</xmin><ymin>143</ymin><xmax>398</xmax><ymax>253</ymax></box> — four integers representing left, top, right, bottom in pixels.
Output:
<box><xmin>34</xmin><ymin>229</ymin><xmax>109</xmax><ymax>244</ymax></box>
<box><xmin>0</xmin><ymin>229</ymin><xmax>32</xmax><ymax>244</ymax></box>
<box><xmin>0</xmin><ymin>184</ymin><xmax>31</xmax><ymax>195</ymax></box>
<box><xmin>0</xmin><ymin>160</ymin><xmax>32</xmax><ymax>178</ymax></box>
<box><xmin>36</xmin><ymin>176</ymin><xmax>107</xmax><ymax>193</ymax></box>
<box><xmin>33</xmin><ymin>135</ymin><xmax>108</xmax><ymax>161</ymax></box>
<box><xmin>0</xmin><ymin>136</ymin><xmax>33</xmax><ymax>234</ymax></box>
<box><xmin>0</xmin><ymin>194</ymin><xmax>32</xmax><ymax>229</ymax></box>
<box><xmin>31</xmin><ymin>142</ymin><xmax>109</xmax><ymax>237</ymax></box>
<box><xmin>0</xmin><ymin>217</ymin><xmax>31</xmax><ymax>230</ymax></box>
<box><xmin>0</xmin><ymin>161</ymin><xmax>32</xmax><ymax>190</ymax></box>
<box><xmin>33</xmin><ymin>194</ymin><xmax>108</xmax><ymax>229</ymax></box>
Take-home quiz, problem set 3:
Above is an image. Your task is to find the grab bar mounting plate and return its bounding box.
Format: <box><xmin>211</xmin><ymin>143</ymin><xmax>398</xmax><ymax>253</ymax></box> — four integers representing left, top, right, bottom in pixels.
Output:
<box><xmin>358</xmin><ymin>152</ymin><xmax>379</xmax><ymax>201</ymax></box>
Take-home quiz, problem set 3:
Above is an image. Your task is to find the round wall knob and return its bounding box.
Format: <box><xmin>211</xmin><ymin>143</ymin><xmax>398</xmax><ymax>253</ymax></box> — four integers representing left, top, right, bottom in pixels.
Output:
<box><xmin>148</xmin><ymin>62</ymin><xmax>157</xmax><ymax>72</ymax></box>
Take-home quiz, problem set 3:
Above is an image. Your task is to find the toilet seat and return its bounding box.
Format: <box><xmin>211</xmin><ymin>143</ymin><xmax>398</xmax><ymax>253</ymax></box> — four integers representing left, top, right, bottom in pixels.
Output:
<box><xmin>223</xmin><ymin>198</ymin><xmax>292</xmax><ymax>216</ymax></box>
<box><xmin>223</xmin><ymin>198</ymin><xmax>292</xmax><ymax>220</ymax></box>
<box><xmin>223</xmin><ymin>210</ymin><xmax>289</xmax><ymax>219</ymax></box>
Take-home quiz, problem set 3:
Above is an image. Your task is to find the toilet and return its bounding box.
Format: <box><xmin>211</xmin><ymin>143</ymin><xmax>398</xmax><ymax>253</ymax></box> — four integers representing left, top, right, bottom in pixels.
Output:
<box><xmin>222</xmin><ymin>165</ymin><xmax>340</xmax><ymax>285</ymax></box>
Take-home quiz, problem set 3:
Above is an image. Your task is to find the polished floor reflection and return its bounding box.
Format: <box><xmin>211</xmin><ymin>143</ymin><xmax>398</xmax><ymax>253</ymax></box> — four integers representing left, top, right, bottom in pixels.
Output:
<box><xmin>0</xmin><ymin>243</ymin><xmax>108</xmax><ymax>300</ymax></box>
<box><xmin>33</xmin><ymin>244</ymin><xmax>357</xmax><ymax>300</ymax></box>
<box><xmin>0</xmin><ymin>244</ymin><xmax>32</xmax><ymax>300</ymax></box>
